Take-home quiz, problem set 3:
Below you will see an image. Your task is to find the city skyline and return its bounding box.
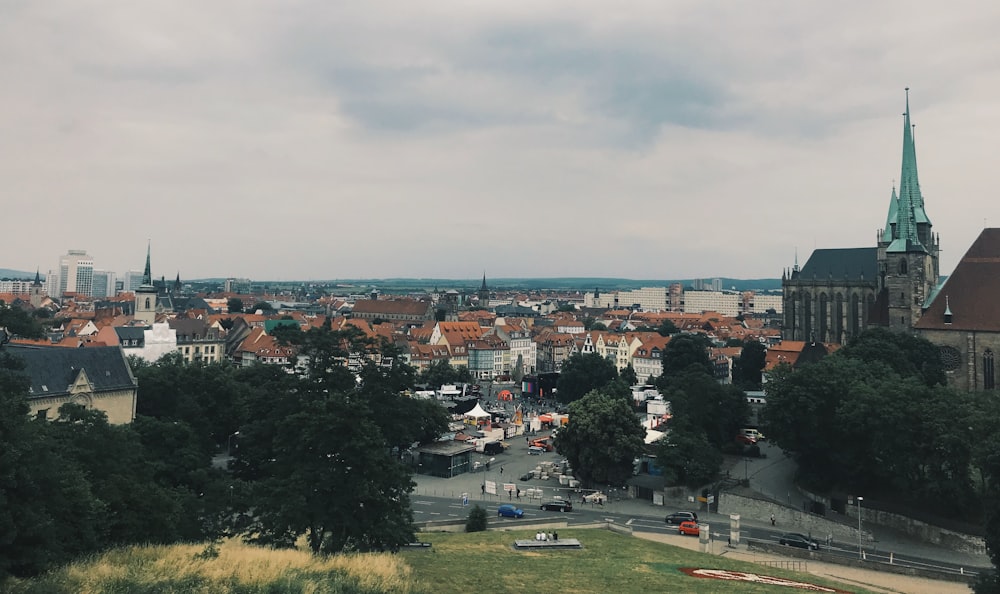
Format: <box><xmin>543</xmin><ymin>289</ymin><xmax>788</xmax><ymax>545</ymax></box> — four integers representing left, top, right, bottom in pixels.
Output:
<box><xmin>3</xmin><ymin>2</ymin><xmax>1000</xmax><ymax>280</ymax></box>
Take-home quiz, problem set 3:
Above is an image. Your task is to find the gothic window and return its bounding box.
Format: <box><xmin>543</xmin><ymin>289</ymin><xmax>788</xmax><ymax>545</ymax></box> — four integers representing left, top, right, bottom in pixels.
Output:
<box><xmin>939</xmin><ymin>346</ymin><xmax>961</xmax><ymax>372</ymax></box>
<box><xmin>850</xmin><ymin>294</ymin><xmax>860</xmax><ymax>337</ymax></box>
<box><xmin>819</xmin><ymin>293</ymin><xmax>829</xmax><ymax>342</ymax></box>
<box><xmin>899</xmin><ymin>259</ymin><xmax>908</xmax><ymax>274</ymax></box>
<box><xmin>985</xmin><ymin>350</ymin><xmax>996</xmax><ymax>390</ymax></box>
<box><xmin>145</xmin><ymin>297</ymin><xmax>151</xmax><ymax>309</ymax></box>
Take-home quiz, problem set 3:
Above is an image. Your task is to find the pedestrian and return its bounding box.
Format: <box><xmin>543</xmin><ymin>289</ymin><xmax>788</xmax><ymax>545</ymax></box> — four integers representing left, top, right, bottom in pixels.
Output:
<box><xmin>481</xmin><ymin>483</ymin><xmax>485</xmax><ymax>494</ymax></box>
<box><xmin>508</xmin><ymin>490</ymin><xmax>512</xmax><ymax>500</ymax></box>
<box><xmin>516</xmin><ymin>489</ymin><xmax>521</xmax><ymax>499</ymax></box>
<box><xmin>500</xmin><ymin>466</ymin><xmax>503</xmax><ymax>475</ymax></box>
<box><xmin>553</xmin><ymin>531</ymin><xmax>558</xmax><ymax>541</ymax></box>
<box><xmin>547</xmin><ymin>532</ymin><xmax>553</xmax><ymax>542</ymax></box>
<box><xmin>770</xmin><ymin>513</ymin><xmax>775</xmax><ymax>526</ymax></box>
<box><xmin>827</xmin><ymin>533</ymin><xmax>833</xmax><ymax>548</ymax></box>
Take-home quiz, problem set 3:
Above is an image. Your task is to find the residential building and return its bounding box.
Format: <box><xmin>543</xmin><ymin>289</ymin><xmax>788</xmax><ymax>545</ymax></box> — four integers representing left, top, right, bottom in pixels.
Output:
<box><xmin>170</xmin><ymin>317</ymin><xmax>226</xmax><ymax>364</ymax></box>
<box><xmin>351</xmin><ymin>298</ymin><xmax>435</xmax><ymax>322</ymax></box>
<box><xmin>6</xmin><ymin>343</ymin><xmax>137</xmax><ymax>424</ymax></box>
<box><xmin>683</xmin><ymin>291</ymin><xmax>740</xmax><ymax>316</ymax></box>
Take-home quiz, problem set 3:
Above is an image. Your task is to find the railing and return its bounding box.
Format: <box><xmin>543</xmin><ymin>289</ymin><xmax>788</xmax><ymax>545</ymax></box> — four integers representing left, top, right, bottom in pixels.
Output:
<box><xmin>757</xmin><ymin>560</ymin><xmax>807</xmax><ymax>572</ymax></box>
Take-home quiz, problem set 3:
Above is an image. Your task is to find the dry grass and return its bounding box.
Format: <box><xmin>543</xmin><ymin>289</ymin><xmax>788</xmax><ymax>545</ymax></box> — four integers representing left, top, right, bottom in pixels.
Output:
<box><xmin>5</xmin><ymin>539</ymin><xmax>419</xmax><ymax>594</ymax></box>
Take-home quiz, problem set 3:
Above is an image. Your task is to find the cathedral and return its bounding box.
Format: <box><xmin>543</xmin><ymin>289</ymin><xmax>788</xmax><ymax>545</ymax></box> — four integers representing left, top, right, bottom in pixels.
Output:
<box><xmin>782</xmin><ymin>89</ymin><xmax>940</xmax><ymax>344</ymax></box>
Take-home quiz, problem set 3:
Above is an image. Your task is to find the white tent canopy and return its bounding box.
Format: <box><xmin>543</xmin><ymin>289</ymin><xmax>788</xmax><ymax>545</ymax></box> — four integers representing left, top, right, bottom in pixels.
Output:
<box><xmin>464</xmin><ymin>403</ymin><xmax>491</xmax><ymax>418</ymax></box>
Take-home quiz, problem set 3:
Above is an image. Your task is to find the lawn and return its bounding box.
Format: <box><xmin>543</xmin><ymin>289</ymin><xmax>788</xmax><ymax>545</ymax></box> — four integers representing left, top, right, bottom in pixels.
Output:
<box><xmin>401</xmin><ymin>529</ymin><xmax>875</xmax><ymax>594</ymax></box>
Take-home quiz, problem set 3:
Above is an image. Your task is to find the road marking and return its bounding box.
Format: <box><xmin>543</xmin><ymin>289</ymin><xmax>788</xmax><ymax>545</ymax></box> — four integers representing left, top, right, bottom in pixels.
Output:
<box><xmin>626</xmin><ymin>519</ymin><xmax>634</xmax><ymax>525</ymax></box>
<box><xmin>413</xmin><ymin>501</ymin><xmax>433</xmax><ymax>506</ymax></box>
<box><xmin>429</xmin><ymin>512</ymin><xmax>440</xmax><ymax>516</ymax></box>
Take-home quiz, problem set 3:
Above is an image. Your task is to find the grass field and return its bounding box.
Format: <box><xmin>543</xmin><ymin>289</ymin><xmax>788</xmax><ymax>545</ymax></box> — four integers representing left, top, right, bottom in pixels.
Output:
<box><xmin>3</xmin><ymin>529</ymin><xmax>881</xmax><ymax>594</ymax></box>
<box><xmin>401</xmin><ymin>529</ymin><xmax>877</xmax><ymax>594</ymax></box>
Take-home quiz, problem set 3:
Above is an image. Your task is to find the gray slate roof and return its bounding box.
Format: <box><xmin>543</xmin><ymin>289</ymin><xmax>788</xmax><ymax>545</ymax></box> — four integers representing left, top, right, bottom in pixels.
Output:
<box><xmin>796</xmin><ymin>248</ymin><xmax>878</xmax><ymax>282</ymax></box>
<box><xmin>6</xmin><ymin>344</ymin><xmax>136</xmax><ymax>398</ymax></box>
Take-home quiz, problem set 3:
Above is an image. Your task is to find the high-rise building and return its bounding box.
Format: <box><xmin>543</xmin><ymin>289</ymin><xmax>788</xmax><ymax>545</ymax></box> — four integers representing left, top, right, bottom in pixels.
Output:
<box><xmin>123</xmin><ymin>270</ymin><xmax>145</xmax><ymax>292</ymax></box>
<box><xmin>57</xmin><ymin>250</ymin><xmax>94</xmax><ymax>297</ymax></box>
<box><xmin>92</xmin><ymin>269</ymin><xmax>117</xmax><ymax>298</ymax></box>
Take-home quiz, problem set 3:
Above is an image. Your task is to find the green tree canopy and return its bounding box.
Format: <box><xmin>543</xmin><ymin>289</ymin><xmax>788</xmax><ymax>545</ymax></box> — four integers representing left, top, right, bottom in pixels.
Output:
<box><xmin>553</xmin><ymin>390</ymin><xmax>645</xmax><ymax>487</ymax></box>
<box><xmin>656</xmin><ymin>319</ymin><xmax>679</xmax><ymax>336</ymax></box>
<box><xmin>837</xmin><ymin>327</ymin><xmax>946</xmax><ymax>387</ymax></box>
<box><xmin>660</xmin><ymin>334</ymin><xmax>713</xmax><ymax>378</ymax></box>
<box><xmin>732</xmin><ymin>339</ymin><xmax>767</xmax><ymax>390</ymax></box>
<box><xmin>652</xmin><ymin>421</ymin><xmax>723</xmax><ymax>489</ymax></box>
<box><xmin>556</xmin><ymin>352</ymin><xmax>619</xmax><ymax>404</ymax></box>
<box><xmin>227</xmin><ymin>298</ymin><xmax>244</xmax><ymax>313</ymax></box>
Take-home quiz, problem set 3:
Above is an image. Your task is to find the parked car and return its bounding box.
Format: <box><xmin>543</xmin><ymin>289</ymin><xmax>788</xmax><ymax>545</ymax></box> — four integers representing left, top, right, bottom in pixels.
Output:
<box><xmin>497</xmin><ymin>504</ymin><xmax>524</xmax><ymax>518</ymax></box>
<box><xmin>540</xmin><ymin>500</ymin><xmax>573</xmax><ymax>512</ymax></box>
<box><xmin>528</xmin><ymin>446</ymin><xmax>545</xmax><ymax>455</ymax></box>
<box><xmin>483</xmin><ymin>441</ymin><xmax>505</xmax><ymax>455</ymax></box>
<box><xmin>665</xmin><ymin>511</ymin><xmax>698</xmax><ymax>525</ymax></box>
<box><xmin>678</xmin><ymin>520</ymin><xmax>700</xmax><ymax>536</ymax></box>
<box><xmin>779</xmin><ymin>532</ymin><xmax>819</xmax><ymax>550</ymax></box>
<box><xmin>519</xmin><ymin>472</ymin><xmax>533</xmax><ymax>481</ymax></box>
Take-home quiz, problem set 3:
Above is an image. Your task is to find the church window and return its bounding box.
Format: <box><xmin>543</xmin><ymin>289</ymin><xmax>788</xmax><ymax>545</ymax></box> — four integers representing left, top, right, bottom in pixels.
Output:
<box><xmin>939</xmin><ymin>346</ymin><xmax>961</xmax><ymax>371</ymax></box>
<box><xmin>985</xmin><ymin>350</ymin><xmax>996</xmax><ymax>390</ymax></box>
<box><xmin>145</xmin><ymin>298</ymin><xmax>151</xmax><ymax>309</ymax></box>
<box><xmin>899</xmin><ymin>259</ymin><xmax>908</xmax><ymax>274</ymax></box>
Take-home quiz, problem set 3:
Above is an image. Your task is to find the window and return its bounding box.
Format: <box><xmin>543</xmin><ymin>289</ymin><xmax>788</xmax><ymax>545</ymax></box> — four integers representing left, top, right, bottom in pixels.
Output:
<box><xmin>899</xmin><ymin>259</ymin><xmax>908</xmax><ymax>274</ymax></box>
<box><xmin>36</xmin><ymin>408</ymin><xmax>49</xmax><ymax>420</ymax></box>
<box><xmin>985</xmin><ymin>350</ymin><xmax>996</xmax><ymax>390</ymax></box>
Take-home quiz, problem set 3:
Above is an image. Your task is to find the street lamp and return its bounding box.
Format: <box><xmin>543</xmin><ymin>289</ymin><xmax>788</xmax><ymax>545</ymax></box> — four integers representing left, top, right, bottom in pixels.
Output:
<box><xmin>856</xmin><ymin>496</ymin><xmax>864</xmax><ymax>560</ymax></box>
<box><xmin>228</xmin><ymin>431</ymin><xmax>240</xmax><ymax>457</ymax></box>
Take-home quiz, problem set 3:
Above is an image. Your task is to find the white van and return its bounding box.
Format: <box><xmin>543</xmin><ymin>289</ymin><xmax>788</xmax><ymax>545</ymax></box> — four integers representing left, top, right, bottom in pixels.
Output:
<box><xmin>741</xmin><ymin>428</ymin><xmax>765</xmax><ymax>441</ymax></box>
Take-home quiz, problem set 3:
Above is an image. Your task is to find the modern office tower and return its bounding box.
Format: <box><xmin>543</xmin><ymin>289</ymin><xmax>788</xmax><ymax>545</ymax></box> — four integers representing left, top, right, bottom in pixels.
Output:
<box><xmin>123</xmin><ymin>270</ymin><xmax>145</xmax><ymax>292</ymax></box>
<box><xmin>57</xmin><ymin>250</ymin><xmax>94</xmax><ymax>297</ymax></box>
<box><xmin>92</xmin><ymin>269</ymin><xmax>118</xmax><ymax>298</ymax></box>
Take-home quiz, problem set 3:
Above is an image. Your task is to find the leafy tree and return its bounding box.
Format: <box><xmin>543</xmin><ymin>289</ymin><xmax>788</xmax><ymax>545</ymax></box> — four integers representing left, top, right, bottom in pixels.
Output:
<box><xmin>652</xmin><ymin>423</ymin><xmax>723</xmax><ymax>488</ymax></box>
<box><xmin>620</xmin><ymin>364</ymin><xmax>638</xmax><ymax>387</ymax></box>
<box><xmin>556</xmin><ymin>352</ymin><xmax>618</xmax><ymax>404</ymax></box>
<box><xmin>838</xmin><ymin>328</ymin><xmax>946</xmax><ymax>387</ymax></box>
<box><xmin>660</xmin><ymin>334</ymin><xmax>713</xmax><ymax>378</ymax></box>
<box><xmin>0</xmin><ymin>301</ymin><xmax>44</xmax><ymax>339</ymax></box>
<box><xmin>732</xmin><ymin>339</ymin><xmax>767</xmax><ymax>390</ymax></box>
<box><xmin>553</xmin><ymin>390</ymin><xmax>645</xmax><ymax>487</ymax></box>
<box><xmin>0</xmin><ymin>352</ymin><xmax>101</xmax><ymax>579</ymax></box>
<box><xmin>417</xmin><ymin>360</ymin><xmax>470</xmax><ymax>388</ymax></box>
<box><xmin>465</xmin><ymin>505</ymin><xmax>488</xmax><ymax>532</ymax></box>
<box><xmin>656</xmin><ymin>319</ymin><xmax>679</xmax><ymax>336</ymax></box>
<box><xmin>656</xmin><ymin>367</ymin><xmax>748</xmax><ymax>449</ymax></box>
<box><xmin>227</xmin><ymin>298</ymin><xmax>244</xmax><ymax>313</ymax></box>
<box><xmin>251</xmin><ymin>301</ymin><xmax>274</xmax><ymax>313</ymax></box>
<box><xmin>556</xmin><ymin>304</ymin><xmax>576</xmax><ymax>313</ymax></box>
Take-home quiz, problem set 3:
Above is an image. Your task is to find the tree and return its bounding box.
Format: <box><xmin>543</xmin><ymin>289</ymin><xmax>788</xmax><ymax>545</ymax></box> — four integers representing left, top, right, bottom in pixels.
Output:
<box><xmin>465</xmin><ymin>505</ymin><xmax>488</xmax><ymax>532</ymax></box>
<box><xmin>656</xmin><ymin>319</ymin><xmax>679</xmax><ymax>336</ymax></box>
<box><xmin>652</xmin><ymin>423</ymin><xmax>723</xmax><ymax>488</ymax></box>
<box><xmin>660</xmin><ymin>334</ymin><xmax>713</xmax><ymax>378</ymax></box>
<box><xmin>227</xmin><ymin>298</ymin><xmax>244</xmax><ymax>313</ymax></box>
<box><xmin>553</xmin><ymin>390</ymin><xmax>645</xmax><ymax>487</ymax></box>
<box><xmin>838</xmin><ymin>328</ymin><xmax>946</xmax><ymax>387</ymax></box>
<box><xmin>0</xmin><ymin>301</ymin><xmax>44</xmax><ymax>339</ymax></box>
<box><xmin>732</xmin><ymin>339</ymin><xmax>767</xmax><ymax>390</ymax></box>
<box><xmin>656</xmin><ymin>367</ymin><xmax>748</xmax><ymax>449</ymax></box>
<box><xmin>251</xmin><ymin>301</ymin><xmax>274</xmax><ymax>313</ymax></box>
<box><xmin>620</xmin><ymin>364</ymin><xmax>638</xmax><ymax>388</ymax></box>
<box><xmin>556</xmin><ymin>352</ymin><xmax>618</xmax><ymax>404</ymax></box>
<box><xmin>417</xmin><ymin>360</ymin><xmax>469</xmax><ymax>388</ymax></box>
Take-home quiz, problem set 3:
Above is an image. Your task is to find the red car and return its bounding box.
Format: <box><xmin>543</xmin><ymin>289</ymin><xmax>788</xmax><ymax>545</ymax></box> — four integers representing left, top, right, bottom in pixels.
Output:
<box><xmin>678</xmin><ymin>521</ymin><xmax>700</xmax><ymax>536</ymax></box>
<box><xmin>735</xmin><ymin>434</ymin><xmax>757</xmax><ymax>446</ymax></box>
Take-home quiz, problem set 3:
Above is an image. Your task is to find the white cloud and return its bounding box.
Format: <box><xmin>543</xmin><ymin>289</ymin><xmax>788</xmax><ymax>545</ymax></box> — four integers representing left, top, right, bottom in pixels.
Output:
<box><xmin>2</xmin><ymin>0</ymin><xmax>999</xmax><ymax>280</ymax></box>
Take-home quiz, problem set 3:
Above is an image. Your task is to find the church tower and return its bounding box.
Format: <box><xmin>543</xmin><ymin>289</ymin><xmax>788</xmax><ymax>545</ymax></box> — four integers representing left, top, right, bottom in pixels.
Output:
<box><xmin>29</xmin><ymin>269</ymin><xmax>45</xmax><ymax>308</ymax></box>
<box><xmin>877</xmin><ymin>88</ymin><xmax>940</xmax><ymax>332</ymax></box>
<box><xmin>478</xmin><ymin>273</ymin><xmax>490</xmax><ymax>307</ymax></box>
<box><xmin>134</xmin><ymin>244</ymin><xmax>158</xmax><ymax>326</ymax></box>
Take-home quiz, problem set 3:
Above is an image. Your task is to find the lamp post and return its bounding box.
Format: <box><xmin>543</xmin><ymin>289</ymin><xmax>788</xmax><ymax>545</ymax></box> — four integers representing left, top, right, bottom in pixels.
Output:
<box><xmin>228</xmin><ymin>431</ymin><xmax>240</xmax><ymax>457</ymax></box>
<box><xmin>856</xmin><ymin>496</ymin><xmax>864</xmax><ymax>560</ymax></box>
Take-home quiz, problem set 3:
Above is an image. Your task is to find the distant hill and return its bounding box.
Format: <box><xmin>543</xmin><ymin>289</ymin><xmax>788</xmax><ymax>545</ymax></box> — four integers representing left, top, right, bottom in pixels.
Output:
<box><xmin>0</xmin><ymin>268</ymin><xmax>36</xmax><ymax>280</ymax></box>
<box><xmin>192</xmin><ymin>277</ymin><xmax>783</xmax><ymax>292</ymax></box>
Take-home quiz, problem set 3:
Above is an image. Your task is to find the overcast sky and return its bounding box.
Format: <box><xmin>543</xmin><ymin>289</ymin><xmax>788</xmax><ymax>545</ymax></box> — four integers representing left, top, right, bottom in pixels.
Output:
<box><xmin>3</xmin><ymin>1</ymin><xmax>1000</xmax><ymax>281</ymax></box>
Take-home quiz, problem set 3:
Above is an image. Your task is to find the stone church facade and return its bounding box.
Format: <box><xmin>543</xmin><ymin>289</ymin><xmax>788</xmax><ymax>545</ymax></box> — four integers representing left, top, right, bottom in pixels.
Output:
<box><xmin>783</xmin><ymin>90</ymin><xmax>939</xmax><ymax>345</ymax></box>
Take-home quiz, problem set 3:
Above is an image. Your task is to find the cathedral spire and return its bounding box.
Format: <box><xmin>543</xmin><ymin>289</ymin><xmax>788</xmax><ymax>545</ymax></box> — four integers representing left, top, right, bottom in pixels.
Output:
<box><xmin>882</xmin><ymin>184</ymin><xmax>898</xmax><ymax>242</ymax></box>
<box><xmin>142</xmin><ymin>241</ymin><xmax>152</xmax><ymax>286</ymax></box>
<box><xmin>33</xmin><ymin>268</ymin><xmax>41</xmax><ymax>286</ymax></box>
<box><xmin>888</xmin><ymin>88</ymin><xmax>926</xmax><ymax>253</ymax></box>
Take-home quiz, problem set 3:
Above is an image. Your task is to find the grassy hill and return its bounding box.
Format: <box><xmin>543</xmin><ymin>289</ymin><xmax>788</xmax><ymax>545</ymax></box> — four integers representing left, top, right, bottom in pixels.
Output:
<box><xmin>3</xmin><ymin>530</ymin><xmax>877</xmax><ymax>594</ymax></box>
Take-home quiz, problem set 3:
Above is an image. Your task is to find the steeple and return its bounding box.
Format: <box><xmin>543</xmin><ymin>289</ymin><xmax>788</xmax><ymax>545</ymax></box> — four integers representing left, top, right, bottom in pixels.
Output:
<box><xmin>882</xmin><ymin>184</ymin><xmax>898</xmax><ymax>243</ymax></box>
<box><xmin>142</xmin><ymin>242</ymin><xmax>153</xmax><ymax>286</ymax></box>
<box><xmin>480</xmin><ymin>272</ymin><xmax>487</xmax><ymax>291</ymax></box>
<box><xmin>33</xmin><ymin>268</ymin><xmax>41</xmax><ymax>286</ymax></box>
<box><xmin>888</xmin><ymin>88</ymin><xmax>927</xmax><ymax>253</ymax></box>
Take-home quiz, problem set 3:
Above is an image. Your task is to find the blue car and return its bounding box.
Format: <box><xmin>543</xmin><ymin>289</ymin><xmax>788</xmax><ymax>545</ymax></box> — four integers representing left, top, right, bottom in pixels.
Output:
<box><xmin>497</xmin><ymin>504</ymin><xmax>524</xmax><ymax>518</ymax></box>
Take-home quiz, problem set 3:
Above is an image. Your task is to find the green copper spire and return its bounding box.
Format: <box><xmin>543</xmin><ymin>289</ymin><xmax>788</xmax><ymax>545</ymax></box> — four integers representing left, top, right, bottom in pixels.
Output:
<box><xmin>888</xmin><ymin>88</ymin><xmax>926</xmax><ymax>253</ymax></box>
<box><xmin>882</xmin><ymin>184</ymin><xmax>898</xmax><ymax>242</ymax></box>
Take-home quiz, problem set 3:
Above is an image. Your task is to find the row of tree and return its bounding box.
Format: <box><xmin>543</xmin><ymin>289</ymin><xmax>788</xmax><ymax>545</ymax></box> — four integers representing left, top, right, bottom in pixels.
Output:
<box><xmin>0</xmin><ymin>324</ymin><xmax>449</xmax><ymax>580</ymax></box>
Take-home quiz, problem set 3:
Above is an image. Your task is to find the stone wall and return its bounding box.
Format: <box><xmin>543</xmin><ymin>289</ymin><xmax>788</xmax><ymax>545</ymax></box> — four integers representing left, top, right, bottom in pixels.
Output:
<box><xmin>718</xmin><ymin>492</ymin><xmax>871</xmax><ymax>544</ymax></box>
<box><xmin>843</xmin><ymin>502</ymin><xmax>986</xmax><ymax>555</ymax></box>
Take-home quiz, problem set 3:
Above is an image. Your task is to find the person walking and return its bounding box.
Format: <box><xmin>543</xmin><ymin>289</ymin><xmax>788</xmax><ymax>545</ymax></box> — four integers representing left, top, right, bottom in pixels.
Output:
<box><xmin>770</xmin><ymin>513</ymin><xmax>776</xmax><ymax>526</ymax></box>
